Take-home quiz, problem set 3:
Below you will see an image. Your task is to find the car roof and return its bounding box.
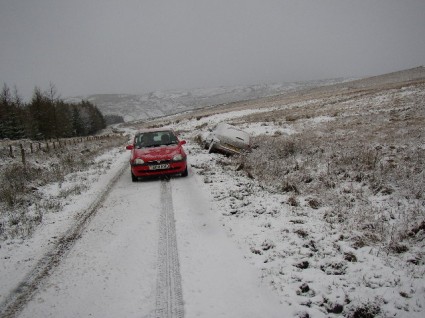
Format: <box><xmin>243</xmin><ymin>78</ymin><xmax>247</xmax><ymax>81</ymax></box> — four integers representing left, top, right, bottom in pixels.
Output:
<box><xmin>135</xmin><ymin>128</ymin><xmax>175</xmax><ymax>134</ymax></box>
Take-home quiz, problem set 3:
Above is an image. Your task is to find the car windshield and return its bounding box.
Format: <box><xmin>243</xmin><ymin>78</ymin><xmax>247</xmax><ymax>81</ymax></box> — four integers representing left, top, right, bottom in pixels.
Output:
<box><xmin>135</xmin><ymin>131</ymin><xmax>178</xmax><ymax>148</ymax></box>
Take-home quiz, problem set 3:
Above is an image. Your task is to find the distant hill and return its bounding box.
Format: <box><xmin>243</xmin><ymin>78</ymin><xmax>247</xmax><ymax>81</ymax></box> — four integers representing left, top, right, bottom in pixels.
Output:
<box><xmin>66</xmin><ymin>78</ymin><xmax>346</xmax><ymax>122</ymax></box>
<box><xmin>346</xmin><ymin>65</ymin><xmax>425</xmax><ymax>88</ymax></box>
<box><xmin>67</xmin><ymin>66</ymin><xmax>425</xmax><ymax>123</ymax></box>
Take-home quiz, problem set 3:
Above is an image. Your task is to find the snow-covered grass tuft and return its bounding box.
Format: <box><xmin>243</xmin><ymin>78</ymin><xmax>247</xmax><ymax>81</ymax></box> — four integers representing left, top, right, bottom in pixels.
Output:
<box><xmin>236</xmin><ymin>133</ymin><xmax>424</xmax><ymax>254</ymax></box>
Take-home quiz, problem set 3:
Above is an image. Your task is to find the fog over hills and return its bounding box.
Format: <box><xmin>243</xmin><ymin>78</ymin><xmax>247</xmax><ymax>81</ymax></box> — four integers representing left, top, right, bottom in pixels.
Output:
<box><xmin>67</xmin><ymin>78</ymin><xmax>347</xmax><ymax>122</ymax></box>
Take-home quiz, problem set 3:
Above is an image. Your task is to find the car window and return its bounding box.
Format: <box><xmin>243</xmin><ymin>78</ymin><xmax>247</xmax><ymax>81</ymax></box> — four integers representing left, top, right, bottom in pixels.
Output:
<box><xmin>135</xmin><ymin>131</ymin><xmax>178</xmax><ymax>148</ymax></box>
<box><xmin>135</xmin><ymin>133</ymin><xmax>154</xmax><ymax>148</ymax></box>
<box><xmin>157</xmin><ymin>131</ymin><xmax>178</xmax><ymax>144</ymax></box>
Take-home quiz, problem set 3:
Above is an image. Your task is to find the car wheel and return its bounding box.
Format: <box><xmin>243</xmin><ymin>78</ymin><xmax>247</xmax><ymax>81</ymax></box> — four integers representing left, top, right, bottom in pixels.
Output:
<box><xmin>131</xmin><ymin>172</ymin><xmax>138</xmax><ymax>182</ymax></box>
<box><xmin>181</xmin><ymin>167</ymin><xmax>188</xmax><ymax>177</ymax></box>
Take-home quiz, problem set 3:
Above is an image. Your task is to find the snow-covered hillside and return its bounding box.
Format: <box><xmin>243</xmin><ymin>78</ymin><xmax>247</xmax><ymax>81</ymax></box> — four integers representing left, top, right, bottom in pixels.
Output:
<box><xmin>67</xmin><ymin>79</ymin><xmax>347</xmax><ymax>122</ymax></box>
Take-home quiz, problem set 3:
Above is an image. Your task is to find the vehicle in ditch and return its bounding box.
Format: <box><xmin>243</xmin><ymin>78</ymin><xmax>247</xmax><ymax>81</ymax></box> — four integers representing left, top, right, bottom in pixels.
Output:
<box><xmin>204</xmin><ymin>122</ymin><xmax>250</xmax><ymax>155</ymax></box>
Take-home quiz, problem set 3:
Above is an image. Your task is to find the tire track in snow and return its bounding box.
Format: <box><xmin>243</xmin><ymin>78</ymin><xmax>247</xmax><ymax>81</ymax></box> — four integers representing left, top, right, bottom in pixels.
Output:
<box><xmin>155</xmin><ymin>180</ymin><xmax>184</xmax><ymax>318</ymax></box>
<box><xmin>0</xmin><ymin>162</ymin><xmax>128</xmax><ymax>318</ymax></box>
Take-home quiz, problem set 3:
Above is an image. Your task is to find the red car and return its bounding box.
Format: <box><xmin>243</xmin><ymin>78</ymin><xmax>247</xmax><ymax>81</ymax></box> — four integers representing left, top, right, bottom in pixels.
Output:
<box><xmin>126</xmin><ymin>128</ymin><xmax>188</xmax><ymax>181</ymax></box>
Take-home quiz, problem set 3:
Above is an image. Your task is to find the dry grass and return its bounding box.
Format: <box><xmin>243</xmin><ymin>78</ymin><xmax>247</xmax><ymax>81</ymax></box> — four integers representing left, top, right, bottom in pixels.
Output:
<box><xmin>233</xmin><ymin>81</ymin><xmax>425</xmax><ymax>253</ymax></box>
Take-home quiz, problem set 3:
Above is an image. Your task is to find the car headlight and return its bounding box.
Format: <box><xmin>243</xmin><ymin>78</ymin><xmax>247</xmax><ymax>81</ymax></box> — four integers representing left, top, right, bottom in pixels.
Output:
<box><xmin>173</xmin><ymin>154</ymin><xmax>184</xmax><ymax>161</ymax></box>
<box><xmin>134</xmin><ymin>158</ymin><xmax>144</xmax><ymax>164</ymax></box>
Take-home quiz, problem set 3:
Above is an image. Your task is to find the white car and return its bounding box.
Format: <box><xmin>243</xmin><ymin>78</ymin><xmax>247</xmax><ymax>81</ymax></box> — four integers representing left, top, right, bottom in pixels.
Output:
<box><xmin>204</xmin><ymin>123</ymin><xmax>250</xmax><ymax>155</ymax></box>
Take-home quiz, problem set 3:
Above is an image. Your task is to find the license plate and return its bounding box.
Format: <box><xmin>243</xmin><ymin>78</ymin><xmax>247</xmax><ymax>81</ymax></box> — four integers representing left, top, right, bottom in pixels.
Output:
<box><xmin>149</xmin><ymin>164</ymin><xmax>170</xmax><ymax>170</ymax></box>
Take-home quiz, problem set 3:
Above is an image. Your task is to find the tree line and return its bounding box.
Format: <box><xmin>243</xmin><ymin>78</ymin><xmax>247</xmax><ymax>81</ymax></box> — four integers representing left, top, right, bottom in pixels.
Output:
<box><xmin>0</xmin><ymin>84</ymin><xmax>106</xmax><ymax>140</ymax></box>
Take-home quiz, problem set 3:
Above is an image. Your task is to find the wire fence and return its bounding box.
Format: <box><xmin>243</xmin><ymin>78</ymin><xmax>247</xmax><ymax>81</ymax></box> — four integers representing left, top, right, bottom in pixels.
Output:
<box><xmin>0</xmin><ymin>134</ymin><xmax>125</xmax><ymax>165</ymax></box>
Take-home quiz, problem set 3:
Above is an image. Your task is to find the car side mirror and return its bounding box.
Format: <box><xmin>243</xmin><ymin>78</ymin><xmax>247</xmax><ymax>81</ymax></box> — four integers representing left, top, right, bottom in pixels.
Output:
<box><xmin>179</xmin><ymin>140</ymin><xmax>186</xmax><ymax>146</ymax></box>
<box><xmin>126</xmin><ymin>144</ymin><xmax>134</xmax><ymax>150</ymax></box>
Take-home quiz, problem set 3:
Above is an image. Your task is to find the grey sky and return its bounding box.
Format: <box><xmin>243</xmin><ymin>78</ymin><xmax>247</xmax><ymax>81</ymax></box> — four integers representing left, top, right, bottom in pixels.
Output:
<box><xmin>1</xmin><ymin>0</ymin><xmax>425</xmax><ymax>100</ymax></box>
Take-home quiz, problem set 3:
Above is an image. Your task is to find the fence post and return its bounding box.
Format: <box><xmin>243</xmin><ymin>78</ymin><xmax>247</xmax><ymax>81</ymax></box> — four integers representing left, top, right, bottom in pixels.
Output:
<box><xmin>9</xmin><ymin>145</ymin><xmax>14</xmax><ymax>158</ymax></box>
<box><xmin>20</xmin><ymin>144</ymin><xmax>26</xmax><ymax>166</ymax></box>
<box><xmin>30</xmin><ymin>143</ymin><xmax>34</xmax><ymax>153</ymax></box>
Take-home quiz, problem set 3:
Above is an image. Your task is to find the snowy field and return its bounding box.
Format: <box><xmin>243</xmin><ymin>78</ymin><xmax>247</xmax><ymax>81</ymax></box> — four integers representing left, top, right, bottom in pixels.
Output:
<box><xmin>1</xmin><ymin>71</ymin><xmax>424</xmax><ymax>317</ymax></box>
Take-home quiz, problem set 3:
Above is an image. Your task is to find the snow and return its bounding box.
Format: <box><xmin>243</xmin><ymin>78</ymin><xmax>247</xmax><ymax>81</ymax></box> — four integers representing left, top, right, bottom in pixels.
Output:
<box><xmin>172</xmin><ymin>175</ymin><xmax>290</xmax><ymax>317</ymax></box>
<box><xmin>1</xmin><ymin>78</ymin><xmax>424</xmax><ymax>317</ymax></box>
<box><xmin>0</xmin><ymin>148</ymin><xmax>130</xmax><ymax>308</ymax></box>
<box><xmin>18</xmin><ymin>176</ymin><xmax>160</xmax><ymax>318</ymax></box>
<box><xmin>2</xmin><ymin>149</ymin><xmax>290</xmax><ymax>317</ymax></box>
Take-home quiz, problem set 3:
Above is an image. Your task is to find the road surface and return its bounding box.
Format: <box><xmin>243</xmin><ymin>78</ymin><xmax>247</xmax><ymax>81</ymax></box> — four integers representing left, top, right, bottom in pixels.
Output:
<box><xmin>5</xmin><ymin>165</ymin><xmax>289</xmax><ymax>317</ymax></box>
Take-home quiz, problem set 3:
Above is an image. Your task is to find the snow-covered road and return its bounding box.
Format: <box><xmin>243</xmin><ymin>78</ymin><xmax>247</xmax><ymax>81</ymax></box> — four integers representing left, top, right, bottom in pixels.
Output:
<box><xmin>18</xmin><ymin>169</ymin><xmax>161</xmax><ymax>317</ymax></box>
<box><xmin>11</xmin><ymin>165</ymin><xmax>289</xmax><ymax>317</ymax></box>
<box><xmin>171</xmin><ymin>171</ymin><xmax>288</xmax><ymax>317</ymax></box>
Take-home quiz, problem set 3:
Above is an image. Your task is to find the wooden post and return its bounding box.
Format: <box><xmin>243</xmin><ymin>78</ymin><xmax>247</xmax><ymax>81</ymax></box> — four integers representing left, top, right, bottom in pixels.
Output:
<box><xmin>9</xmin><ymin>145</ymin><xmax>14</xmax><ymax>158</ymax></box>
<box><xmin>30</xmin><ymin>143</ymin><xmax>34</xmax><ymax>153</ymax></box>
<box><xmin>20</xmin><ymin>144</ymin><xmax>26</xmax><ymax>165</ymax></box>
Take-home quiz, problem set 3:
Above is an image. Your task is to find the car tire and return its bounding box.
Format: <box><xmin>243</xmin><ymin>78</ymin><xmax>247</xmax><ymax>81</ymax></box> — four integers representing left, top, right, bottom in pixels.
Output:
<box><xmin>181</xmin><ymin>167</ymin><xmax>188</xmax><ymax>177</ymax></box>
<box><xmin>131</xmin><ymin>172</ymin><xmax>138</xmax><ymax>182</ymax></box>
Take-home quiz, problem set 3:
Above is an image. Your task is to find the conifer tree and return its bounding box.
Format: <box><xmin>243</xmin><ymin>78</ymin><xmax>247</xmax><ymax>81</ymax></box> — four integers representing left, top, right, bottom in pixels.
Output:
<box><xmin>1</xmin><ymin>84</ymin><xmax>106</xmax><ymax>140</ymax></box>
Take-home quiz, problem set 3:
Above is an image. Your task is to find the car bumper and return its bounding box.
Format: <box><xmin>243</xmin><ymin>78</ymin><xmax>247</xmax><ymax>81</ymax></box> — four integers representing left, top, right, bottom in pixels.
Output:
<box><xmin>131</xmin><ymin>161</ymin><xmax>187</xmax><ymax>177</ymax></box>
